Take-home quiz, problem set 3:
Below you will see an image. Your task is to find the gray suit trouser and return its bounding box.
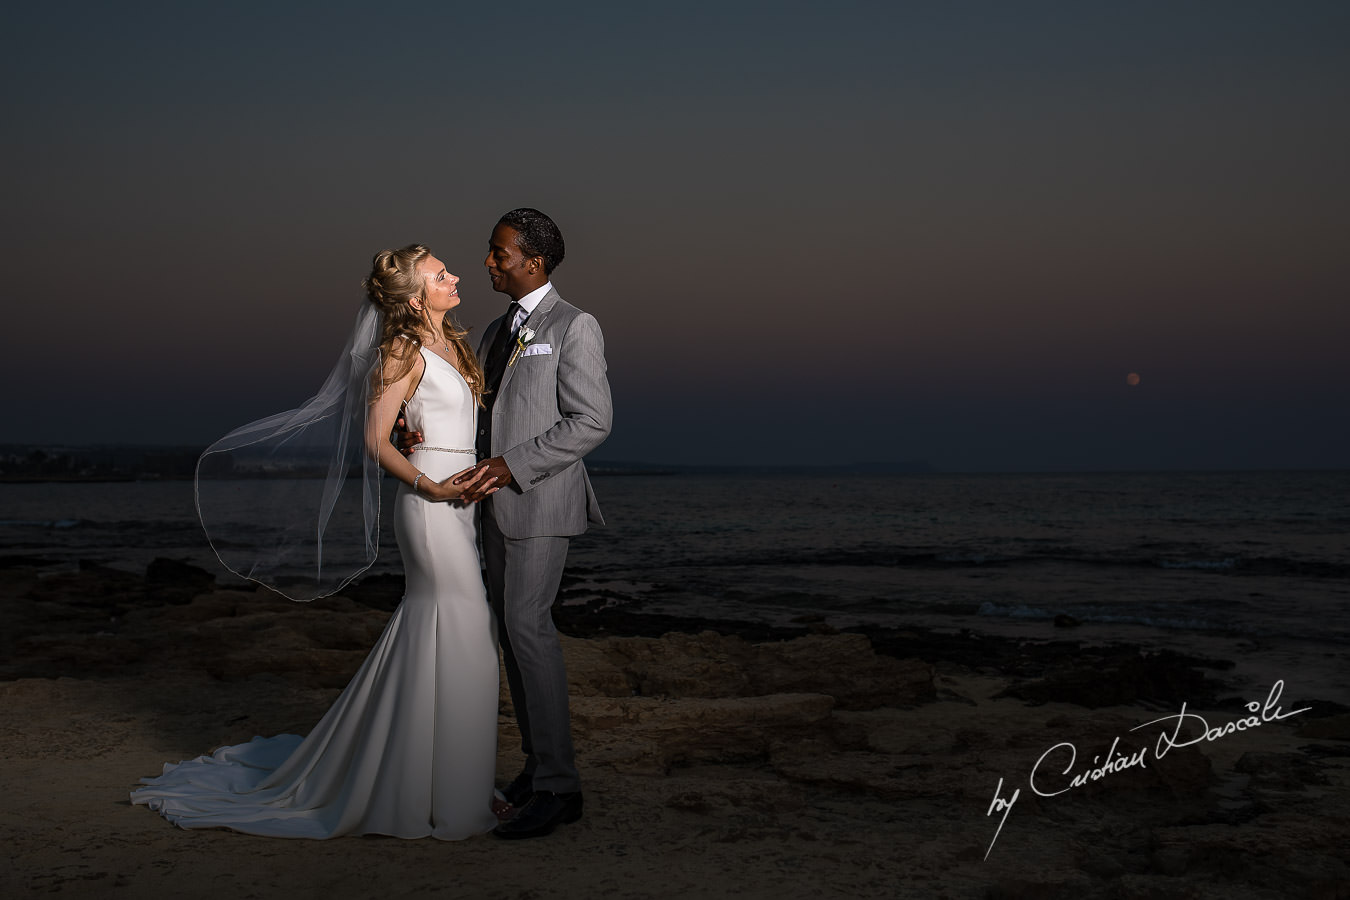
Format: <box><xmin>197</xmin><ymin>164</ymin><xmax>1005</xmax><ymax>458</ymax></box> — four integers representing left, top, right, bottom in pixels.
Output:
<box><xmin>481</xmin><ymin>499</ymin><xmax>579</xmax><ymax>793</ymax></box>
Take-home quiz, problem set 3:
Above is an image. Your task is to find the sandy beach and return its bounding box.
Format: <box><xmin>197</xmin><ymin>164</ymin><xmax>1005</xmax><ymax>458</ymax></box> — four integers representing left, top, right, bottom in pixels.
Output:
<box><xmin>2</xmin><ymin>558</ymin><xmax>1348</xmax><ymax>899</ymax></box>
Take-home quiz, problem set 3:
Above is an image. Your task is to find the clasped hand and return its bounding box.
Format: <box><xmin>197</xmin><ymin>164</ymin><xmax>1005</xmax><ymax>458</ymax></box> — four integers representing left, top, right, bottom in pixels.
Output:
<box><xmin>419</xmin><ymin>465</ymin><xmax>497</xmax><ymax>503</ymax></box>
<box><xmin>454</xmin><ymin>456</ymin><xmax>513</xmax><ymax>503</ymax></box>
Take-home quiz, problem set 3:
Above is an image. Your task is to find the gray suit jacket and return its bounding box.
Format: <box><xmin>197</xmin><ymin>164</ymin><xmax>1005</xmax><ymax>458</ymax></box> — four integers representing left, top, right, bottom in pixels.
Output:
<box><xmin>477</xmin><ymin>287</ymin><xmax>612</xmax><ymax>539</ymax></box>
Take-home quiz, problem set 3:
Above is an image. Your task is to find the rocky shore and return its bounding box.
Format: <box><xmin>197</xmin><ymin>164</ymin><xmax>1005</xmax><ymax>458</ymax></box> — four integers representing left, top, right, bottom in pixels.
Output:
<box><xmin>2</xmin><ymin>557</ymin><xmax>1348</xmax><ymax>899</ymax></box>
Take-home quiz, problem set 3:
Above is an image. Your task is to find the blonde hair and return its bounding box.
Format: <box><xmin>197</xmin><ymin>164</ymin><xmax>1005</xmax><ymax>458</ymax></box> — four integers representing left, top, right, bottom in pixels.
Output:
<box><xmin>362</xmin><ymin>244</ymin><xmax>485</xmax><ymax>406</ymax></box>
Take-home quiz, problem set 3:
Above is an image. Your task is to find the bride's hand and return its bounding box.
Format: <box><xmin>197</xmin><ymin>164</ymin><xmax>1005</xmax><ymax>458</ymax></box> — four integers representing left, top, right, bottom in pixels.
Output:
<box><xmin>418</xmin><ymin>466</ymin><xmax>497</xmax><ymax>502</ymax></box>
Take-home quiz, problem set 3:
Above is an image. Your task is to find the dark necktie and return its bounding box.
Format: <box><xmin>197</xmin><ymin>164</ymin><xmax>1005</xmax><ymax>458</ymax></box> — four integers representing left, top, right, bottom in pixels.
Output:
<box><xmin>478</xmin><ymin>301</ymin><xmax>521</xmax><ymax>457</ymax></box>
<box><xmin>483</xmin><ymin>301</ymin><xmax>522</xmax><ymax>391</ymax></box>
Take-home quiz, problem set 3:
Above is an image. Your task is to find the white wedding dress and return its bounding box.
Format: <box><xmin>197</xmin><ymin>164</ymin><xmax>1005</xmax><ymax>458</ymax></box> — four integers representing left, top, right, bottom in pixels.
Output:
<box><xmin>132</xmin><ymin>347</ymin><xmax>500</xmax><ymax>839</ymax></box>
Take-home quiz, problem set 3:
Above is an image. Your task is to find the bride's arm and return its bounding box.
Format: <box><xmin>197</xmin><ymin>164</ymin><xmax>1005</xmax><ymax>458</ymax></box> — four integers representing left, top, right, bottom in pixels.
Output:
<box><xmin>365</xmin><ymin>355</ymin><xmax>494</xmax><ymax>502</ymax></box>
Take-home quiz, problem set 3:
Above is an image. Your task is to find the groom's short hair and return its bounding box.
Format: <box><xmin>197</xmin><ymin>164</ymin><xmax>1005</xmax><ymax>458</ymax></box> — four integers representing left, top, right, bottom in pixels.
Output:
<box><xmin>499</xmin><ymin>208</ymin><xmax>565</xmax><ymax>275</ymax></box>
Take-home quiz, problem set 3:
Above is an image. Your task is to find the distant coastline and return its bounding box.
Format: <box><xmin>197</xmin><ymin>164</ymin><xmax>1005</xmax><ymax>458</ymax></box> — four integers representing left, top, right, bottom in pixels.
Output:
<box><xmin>7</xmin><ymin>444</ymin><xmax>1347</xmax><ymax>482</ymax></box>
<box><xmin>584</xmin><ymin>459</ymin><xmax>937</xmax><ymax>477</ymax></box>
<box><xmin>0</xmin><ymin>444</ymin><xmax>938</xmax><ymax>483</ymax></box>
<box><xmin>0</xmin><ymin>445</ymin><xmax>202</xmax><ymax>482</ymax></box>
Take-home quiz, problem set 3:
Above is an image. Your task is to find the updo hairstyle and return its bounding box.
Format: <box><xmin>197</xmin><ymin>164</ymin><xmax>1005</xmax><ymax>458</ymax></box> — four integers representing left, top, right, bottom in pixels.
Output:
<box><xmin>363</xmin><ymin>244</ymin><xmax>484</xmax><ymax>406</ymax></box>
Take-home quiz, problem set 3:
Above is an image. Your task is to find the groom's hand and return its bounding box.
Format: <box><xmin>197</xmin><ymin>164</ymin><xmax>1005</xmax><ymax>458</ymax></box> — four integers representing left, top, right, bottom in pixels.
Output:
<box><xmin>456</xmin><ymin>457</ymin><xmax>512</xmax><ymax>502</ymax></box>
<box><xmin>391</xmin><ymin>412</ymin><xmax>422</xmax><ymax>459</ymax></box>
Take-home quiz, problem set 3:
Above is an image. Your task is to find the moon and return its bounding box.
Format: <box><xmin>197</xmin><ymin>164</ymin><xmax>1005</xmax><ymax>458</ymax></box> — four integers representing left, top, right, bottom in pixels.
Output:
<box><xmin>1126</xmin><ymin>372</ymin><xmax>1141</xmax><ymax>386</ymax></box>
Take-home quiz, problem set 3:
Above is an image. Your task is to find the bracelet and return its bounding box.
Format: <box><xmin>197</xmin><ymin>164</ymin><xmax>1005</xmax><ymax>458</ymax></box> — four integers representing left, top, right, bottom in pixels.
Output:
<box><xmin>412</xmin><ymin>473</ymin><xmax>426</xmax><ymax>493</ymax></box>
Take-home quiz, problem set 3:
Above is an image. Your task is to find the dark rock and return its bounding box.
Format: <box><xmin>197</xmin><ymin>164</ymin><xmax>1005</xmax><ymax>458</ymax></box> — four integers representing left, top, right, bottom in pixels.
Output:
<box><xmin>997</xmin><ymin>650</ymin><xmax>1225</xmax><ymax>709</ymax></box>
<box><xmin>145</xmin><ymin>557</ymin><xmax>215</xmax><ymax>605</ymax></box>
<box><xmin>985</xmin><ymin>875</ymin><xmax>1092</xmax><ymax>899</ymax></box>
<box><xmin>1234</xmin><ymin>751</ymin><xmax>1329</xmax><ymax>790</ymax></box>
<box><xmin>573</xmin><ymin>693</ymin><xmax>836</xmax><ymax>774</ymax></box>
<box><xmin>24</xmin><ymin>564</ymin><xmax>142</xmax><ymax>605</ymax></box>
<box><xmin>665</xmin><ymin>791</ymin><xmax>712</xmax><ymax>813</ymax></box>
<box><xmin>1298</xmin><ymin>713</ymin><xmax>1350</xmax><ymax>741</ymax></box>
<box><xmin>338</xmin><ymin>573</ymin><xmax>405</xmax><ymax>612</ymax></box>
<box><xmin>0</xmin><ymin>555</ymin><xmax>59</xmax><ymax>569</ymax></box>
<box><xmin>1148</xmin><ymin>744</ymin><xmax>1214</xmax><ymax>797</ymax></box>
<box><xmin>582</xmin><ymin>631</ymin><xmax>933</xmax><ymax>710</ymax></box>
<box><xmin>1149</xmin><ymin>845</ymin><xmax>1190</xmax><ymax>876</ymax></box>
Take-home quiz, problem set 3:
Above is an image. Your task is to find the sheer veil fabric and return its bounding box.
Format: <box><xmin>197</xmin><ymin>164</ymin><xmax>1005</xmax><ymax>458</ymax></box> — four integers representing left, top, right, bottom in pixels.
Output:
<box><xmin>195</xmin><ymin>303</ymin><xmax>383</xmax><ymax>602</ymax></box>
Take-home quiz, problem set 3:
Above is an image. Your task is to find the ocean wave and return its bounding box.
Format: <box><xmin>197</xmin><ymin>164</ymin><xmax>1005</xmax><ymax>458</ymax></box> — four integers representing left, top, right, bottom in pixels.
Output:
<box><xmin>976</xmin><ymin>602</ymin><xmax>1055</xmax><ymax>619</ymax></box>
<box><xmin>976</xmin><ymin>601</ymin><xmax>1245</xmax><ymax>634</ymax></box>
<box><xmin>0</xmin><ymin>518</ymin><xmax>82</xmax><ymax>529</ymax></box>
<box><xmin>1156</xmin><ymin>558</ymin><xmax>1237</xmax><ymax>570</ymax></box>
<box><xmin>688</xmin><ymin>548</ymin><xmax>1018</xmax><ymax>570</ymax></box>
<box><xmin>935</xmin><ymin>552</ymin><xmax>1009</xmax><ymax>565</ymax></box>
<box><xmin>680</xmin><ymin>547</ymin><xmax>1350</xmax><ymax>579</ymax></box>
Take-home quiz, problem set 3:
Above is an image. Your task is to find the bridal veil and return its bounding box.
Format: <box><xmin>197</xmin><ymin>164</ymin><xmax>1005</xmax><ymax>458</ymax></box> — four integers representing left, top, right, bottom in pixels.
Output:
<box><xmin>194</xmin><ymin>303</ymin><xmax>383</xmax><ymax>601</ymax></box>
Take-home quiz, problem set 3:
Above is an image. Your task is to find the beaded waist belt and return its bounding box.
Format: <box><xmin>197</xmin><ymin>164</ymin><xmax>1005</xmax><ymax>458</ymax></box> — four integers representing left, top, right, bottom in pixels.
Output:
<box><xmin>417</xmin><ymin>446</ymin><xmax>477</xmax><ymax>456</ymax></box>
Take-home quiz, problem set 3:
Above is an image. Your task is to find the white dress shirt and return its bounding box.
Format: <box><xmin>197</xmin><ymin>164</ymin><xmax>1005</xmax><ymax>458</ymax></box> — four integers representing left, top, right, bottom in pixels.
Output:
<box><xmin>511</xmin><ymin>282</ymin><xmax>552</xmax><ymax>333</ymax></box>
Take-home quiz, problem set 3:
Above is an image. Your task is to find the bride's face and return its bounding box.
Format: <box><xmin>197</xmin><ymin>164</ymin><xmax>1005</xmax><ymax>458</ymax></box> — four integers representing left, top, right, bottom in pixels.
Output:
<box><xmin>417</xmin><ymin>255</ymin><xmax>461</xmax><ymax>314</ymax></box>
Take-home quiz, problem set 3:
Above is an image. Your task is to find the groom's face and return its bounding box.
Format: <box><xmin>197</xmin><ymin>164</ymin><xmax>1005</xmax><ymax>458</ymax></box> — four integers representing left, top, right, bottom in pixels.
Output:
<box><xmin>485</xmin><ymin>224</ymin><xmax>538</xmax><ymax>301</ymax></box>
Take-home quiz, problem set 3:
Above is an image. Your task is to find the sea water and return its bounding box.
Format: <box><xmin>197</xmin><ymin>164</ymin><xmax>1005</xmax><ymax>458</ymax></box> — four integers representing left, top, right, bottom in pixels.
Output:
<box><xmin>4</xmin><ymin>471</ymin><xmax>1349</xmax><ymax>700</ymax></box>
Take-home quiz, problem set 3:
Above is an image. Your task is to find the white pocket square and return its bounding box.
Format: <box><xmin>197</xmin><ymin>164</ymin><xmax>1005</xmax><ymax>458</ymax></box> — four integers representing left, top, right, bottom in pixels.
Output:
<box><xmin>522</xmin><ymin>343</ymin><xmax>552</xmax><ymax>357</ymax></box>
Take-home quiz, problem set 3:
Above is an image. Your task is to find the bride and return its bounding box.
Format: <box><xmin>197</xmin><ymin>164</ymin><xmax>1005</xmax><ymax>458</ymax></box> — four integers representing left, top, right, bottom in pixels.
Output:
<box><xmin>132</xmin><ymin>245</ymin><xmax>507</xmax><ymax>839</ymax></box>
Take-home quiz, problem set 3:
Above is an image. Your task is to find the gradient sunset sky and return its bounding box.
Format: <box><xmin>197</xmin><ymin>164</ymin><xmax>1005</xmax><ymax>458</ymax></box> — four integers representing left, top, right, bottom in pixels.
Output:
<box><xmin>3</xmin><ymin>1</ymin><xmax>1347</xmax><ymax>470</ymax></box>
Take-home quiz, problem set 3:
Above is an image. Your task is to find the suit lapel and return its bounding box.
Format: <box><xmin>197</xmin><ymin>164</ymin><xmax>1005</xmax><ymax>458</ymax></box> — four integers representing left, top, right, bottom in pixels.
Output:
<box><xmin>496</xmin><ymin>287</ymin><xmax>560</xmax><ymax>395</ymax></box>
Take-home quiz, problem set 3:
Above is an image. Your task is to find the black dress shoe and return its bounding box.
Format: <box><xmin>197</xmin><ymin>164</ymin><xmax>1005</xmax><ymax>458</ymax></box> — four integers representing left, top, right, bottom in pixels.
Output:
<box><xmin>492</xmin><ymin>790</ymin><xmax>583</xmax><ymax>839</ymax></box>
<box><xmin>499</xmin><ymin>771</ymin><xmax>535</xmax><ymax>808</ymax></box>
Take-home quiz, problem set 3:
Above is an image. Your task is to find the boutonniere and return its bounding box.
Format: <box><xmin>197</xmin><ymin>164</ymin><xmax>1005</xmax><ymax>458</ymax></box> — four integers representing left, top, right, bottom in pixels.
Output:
<box><xmin>507</xmin><ymin>325</ymin><xmax>537</xmax><ymax>367</ymax></box>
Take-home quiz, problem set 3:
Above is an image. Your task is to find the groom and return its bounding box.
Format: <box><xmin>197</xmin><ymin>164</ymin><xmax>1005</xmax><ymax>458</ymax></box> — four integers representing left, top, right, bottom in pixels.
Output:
<box><xmin>456</xmin><ymin>208</ymin><xmax>612</xmax><ymax>839</ymax></box>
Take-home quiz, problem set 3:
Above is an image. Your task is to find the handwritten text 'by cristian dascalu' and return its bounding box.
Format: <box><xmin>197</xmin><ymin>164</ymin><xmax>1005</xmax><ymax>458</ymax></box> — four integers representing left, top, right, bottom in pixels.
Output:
<box><xmin>983</xmin><ymin>679</ymin><xmax>1310</xmax><ymax>859</ymax></box>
